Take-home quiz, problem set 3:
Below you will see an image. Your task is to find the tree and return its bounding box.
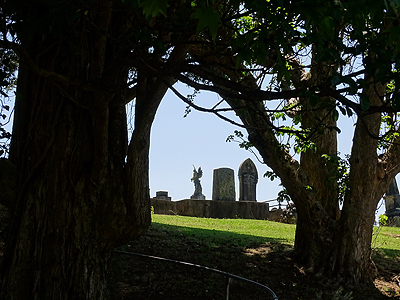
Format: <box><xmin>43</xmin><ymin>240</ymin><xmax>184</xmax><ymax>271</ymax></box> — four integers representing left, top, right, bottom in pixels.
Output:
<box><xmin>1</xmin><ymin>1</ymin><xmax>399</xmax><ymax>298</ymax></box>
<box><xmin>166</xmin><ymin>0</ymin><xmax>400</xmax><ymax>283</ymax></box>
<box><xmin>0</xmin><ymin>1</ymin><xmax>192</xmax><ymax>298</ymax></box>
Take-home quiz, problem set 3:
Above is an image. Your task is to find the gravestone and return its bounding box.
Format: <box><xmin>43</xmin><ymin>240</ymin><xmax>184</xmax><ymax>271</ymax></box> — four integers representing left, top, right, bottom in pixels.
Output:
<box><xmin>190</xmin><ymin>166</ymin><xmax>206</xmax><ymax>200</ymax></box>
<box><xmin>153</xmin><ymin>191</ymin><xmax>171</xmax><ymax>201</ymax></box>
<box><xmin>212</xmin><ymin>168</ymin><xmax>235</xmax><ymax>201</ymax></box>
<box><xmin>392</xmin><ymin>216</ymin><xmax>400</xmax><ymax>227</ymax></box>
<box><xmin>385</xmin><ymin>178</ymin><xmax>400</xmax><ymax>222</ymax></box>
<box><xmin>238</xmin><ymin>158</ymin><xmax>258</xmax><ymax>202</ymax></box>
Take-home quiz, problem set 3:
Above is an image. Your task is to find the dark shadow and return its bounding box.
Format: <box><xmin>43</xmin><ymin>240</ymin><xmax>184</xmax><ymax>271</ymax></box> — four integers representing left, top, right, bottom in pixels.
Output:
<box><xmin>109</xmin><ymin>220</ymin><xmax>399</xmax><ymax>300</ymax></box>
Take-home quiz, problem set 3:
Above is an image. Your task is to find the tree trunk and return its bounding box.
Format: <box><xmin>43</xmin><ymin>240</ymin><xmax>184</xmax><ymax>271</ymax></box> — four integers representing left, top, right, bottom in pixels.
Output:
<box><xmin>2</xmin><ymin>64</ymin><xmax>131</xmax><ymax>299</ymax></box>
<box><xmin>0</xmin><ymin>2</ymin><xmax>171</xmax><ymax>298</ymax></box>
<box><xmin>222</xmin><ymin>71</ymin><xmax>386</xmax><ymax>282</ymax></box>
<box><xmin>329</xmin><ymin>75</ymin><xmax>387</xmax><ymax>281</ymax></box>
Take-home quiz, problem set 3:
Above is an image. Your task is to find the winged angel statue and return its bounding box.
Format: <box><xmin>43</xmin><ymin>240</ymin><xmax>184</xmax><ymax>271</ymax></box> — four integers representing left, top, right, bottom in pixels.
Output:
<box><xmin>191</xmin><ymin>166</ymin><xmax>205</xmax><ymax>199</ymax></box>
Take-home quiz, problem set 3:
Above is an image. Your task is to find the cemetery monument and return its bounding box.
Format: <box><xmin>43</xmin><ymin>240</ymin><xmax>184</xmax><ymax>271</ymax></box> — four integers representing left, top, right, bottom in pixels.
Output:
<box><xmin>385</xmin><ymin>178</ymin><xmax>400</xmax><ymax>221</ymax></box>
<box><xmin>212</xmin><ymin>167</ymin><xmax>235</xmax><ymax>201</ymax></box>
<box><xmin>190</xmin><ymin>166</ymin><xmax>206</xmax><ymax>200</ymax></box>
<box><xmin>238</xmin><ymin>158</ymin><xmax>258</xmax><ymax>201</ymax></box>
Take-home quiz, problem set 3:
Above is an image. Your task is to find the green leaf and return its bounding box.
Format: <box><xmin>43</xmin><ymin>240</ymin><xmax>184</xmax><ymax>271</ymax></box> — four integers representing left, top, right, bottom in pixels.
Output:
<box><xmin>332</xmin><ymin>109</ymin><xmax>339</xmax><ymax>122</ymax></box>
<box><xmin>191</xmin><ymin>6</ymin><xmax>221</xmax><ymax>40</ymax></box>
<box><xmin>139</xmin><ymin>0</ymin><xmax>169</xmax><ymax>18</ymax></box>
<box><xmin>264</xmin><ymin>171</ymin><xmax>278</xmax><ymax>181</ymax></box>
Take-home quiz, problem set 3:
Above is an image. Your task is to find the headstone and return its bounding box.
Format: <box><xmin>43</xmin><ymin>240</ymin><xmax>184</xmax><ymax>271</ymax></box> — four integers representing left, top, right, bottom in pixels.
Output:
<box><xmin>153</xmin><ymin>191</ymin><xmax>171</xmax><ymax>200</ymax></box>
<box><xmin>238</xmin><ymin>158</ymin><xmax>258</xmax><ymax>202</ymax></box>
<box><xmin>392</xmin><ymin>216</ymin><xmax>400</xmax><ymax>227</ymax></box>
<box><xmin>385</xmin><ymin>178</ymin><xmax>400</xmax><ymax>219</ymax></box>
<box><xmin>212</xmin><ymin>168</ymin><xmax>235</xmax><ymax>201</ymax></box>
<box><xmin>190</xmin><ymin>166</ymin><xmax>206</xmax><ymax>200</ymax></box>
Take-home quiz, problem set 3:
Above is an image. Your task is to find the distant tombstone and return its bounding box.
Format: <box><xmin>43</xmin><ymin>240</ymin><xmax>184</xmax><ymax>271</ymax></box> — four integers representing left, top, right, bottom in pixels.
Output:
<box><xmin>385</xmin><ymin>178</ymin><xmax>400</xmax><ymax>219</ymax></box>
<box><xmin>212</xmin><ymin>168</ymin><xmax>235</xmax><ymax>201</ymax></box>
<box><xmin>238</xmin><ymin>158</ymin><xmax>258</xmax><ymax>202</ymax></box>
<box><xmin>190</xmin><ymin>166</ymin><xmax>206</xmax><ymax>200</ymax></box>
<box><xmin>153</xmin><ymin>191</ymin><xmax>171</xmax><ymax>201</ymax></box>
<box><xmin>392</xmin><ymin>216</ymin><xmax>400</xmax><ymax>227</ymax></box>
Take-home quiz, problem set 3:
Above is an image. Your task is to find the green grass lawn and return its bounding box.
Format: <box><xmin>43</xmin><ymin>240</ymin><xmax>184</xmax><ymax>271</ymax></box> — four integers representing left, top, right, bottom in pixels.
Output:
<box><xmin>152</xmin><ymin>214</ymin><xmax>400</xmax><ymax>258</ymax></box>
<box><xmin>372</xmin><ymin>225</ymin><xmax>400</xmax><ymax>258</ymax></box>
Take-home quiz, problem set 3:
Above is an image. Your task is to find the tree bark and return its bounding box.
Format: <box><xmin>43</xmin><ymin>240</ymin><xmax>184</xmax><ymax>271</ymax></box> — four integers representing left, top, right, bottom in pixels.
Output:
<box><xmin>0</xmin><ymin>2</ymin><xmax>181</xmax><ymax>298</ymax></box>
<box><xmin>329</xmin><ymin>71</ymin><xmax>388</xmax><ymax>281</ymax></box>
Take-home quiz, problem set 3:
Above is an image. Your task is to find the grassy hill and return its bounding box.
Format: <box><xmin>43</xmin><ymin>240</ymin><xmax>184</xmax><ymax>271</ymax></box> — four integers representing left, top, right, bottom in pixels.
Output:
<box><xmin>110</xmin><ymin>214</ymin><xmax>400</xmax><ymax>300</ymax></box>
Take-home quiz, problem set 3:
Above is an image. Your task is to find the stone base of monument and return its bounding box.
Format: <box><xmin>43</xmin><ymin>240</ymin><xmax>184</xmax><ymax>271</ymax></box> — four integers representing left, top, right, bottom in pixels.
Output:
<box><xmin>388</xmin><ymin>215</ymin><xmax>400</xmax><ymax>227</ymax></box>
<box><xmin>190</xmin><ymin>193</ymin><xmax>206</xmax><ymax>200</ymax></box>
<box><xmin>152</xmin><ymin>191</ymin><xmax>171</xmax><ymax>201</ymax></box>
<box><xmin>151</xmin><ymin>198</ymin><xmax>271</xmax><ymax>220</ymax></box>
<box><xmin>386</xmin><ymin>209</ymin><xmax>400</xmax><ymax>227</ymax></box>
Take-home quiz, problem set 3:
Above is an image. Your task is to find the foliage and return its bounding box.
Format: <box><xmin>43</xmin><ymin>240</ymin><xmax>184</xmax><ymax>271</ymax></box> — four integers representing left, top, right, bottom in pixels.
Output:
<box><xmin>264</xmin><ymin>170</ymin><xmax>279</xmax><ymax>181</ymax></box>
<box><xmin>322</xmin><ymin>154</ymin><xmax>350</xmax><ymax>203</ymax></box>
<box><xmin>277</xmin><ymin>188</ymin><xmax>291</xmax><ymax>204</ymax></box>
<box><xmin>379</xmin><ymin>215</ymin><xmax>389</xmax><ymax>226</ymax></box>
<box><xmin>226</xmin><ymin>130</ymin><xmax>253</xmax><ymax>150</ymax></box>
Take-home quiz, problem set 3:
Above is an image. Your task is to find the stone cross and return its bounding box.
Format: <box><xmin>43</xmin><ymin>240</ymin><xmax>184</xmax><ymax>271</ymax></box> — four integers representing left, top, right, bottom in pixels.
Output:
<box><xmin>238</xmin><ymin>158</ymin><xmax>258</xmax><ymax>202</ymax></box>
<box><xmin>212</xmin><ymin>167</ymin><xmax>235</xmax><ymax>201</ymax></box>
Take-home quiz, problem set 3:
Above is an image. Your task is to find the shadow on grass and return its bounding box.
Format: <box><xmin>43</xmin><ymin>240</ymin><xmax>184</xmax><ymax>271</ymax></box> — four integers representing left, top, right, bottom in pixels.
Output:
<box><xmin>109</xmin><ymin>222</ymin><xmax>398</xmax><ymax>300</ymax></box>
<box><xmin>375</xmin><ymin>247</ymin><xmax>400</xmax><ymax>259</ymax></box>
<box><xmin>109</xmin><ymin>222</ymin><xmax>291</xmax><ymax>300</ymax></box>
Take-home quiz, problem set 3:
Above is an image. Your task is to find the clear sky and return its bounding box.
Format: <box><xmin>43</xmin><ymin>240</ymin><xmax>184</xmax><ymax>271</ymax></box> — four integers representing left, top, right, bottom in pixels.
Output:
<box><xmin>149</xmin><ymin>83</ymin><xmax>387</xmax><ymax>220</ymax></box>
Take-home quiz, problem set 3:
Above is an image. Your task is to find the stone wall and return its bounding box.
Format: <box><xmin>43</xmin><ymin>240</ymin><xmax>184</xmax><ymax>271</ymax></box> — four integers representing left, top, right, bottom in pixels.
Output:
<box><xmin>151</xmin><ymin>198</ymin><xmax>271</xmax><ymax>220</ymax></box>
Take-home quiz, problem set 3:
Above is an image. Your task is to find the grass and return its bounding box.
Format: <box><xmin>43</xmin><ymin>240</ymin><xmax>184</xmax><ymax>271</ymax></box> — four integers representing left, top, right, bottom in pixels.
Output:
<box><xmin>153</xmin><ymin>214</ymin><xmax>400</xmax><ymax>257</ymax></box>
<box><xmin>372</xmin><ymin>225</ymin><xmax>400</xmax><ymax>258</ymax></box>
<box><xmin>110</xmin><ymin>214</ymin><xmax>400</xmax><ymax>300</ymax></box>
<box><xmin>152</xmin><ymin>214</ymin><xmax>296</xmax><ymax>246</ymax></box>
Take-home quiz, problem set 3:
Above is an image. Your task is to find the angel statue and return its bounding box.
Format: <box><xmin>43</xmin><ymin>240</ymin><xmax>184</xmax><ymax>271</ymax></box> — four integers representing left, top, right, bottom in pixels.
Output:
<box><xmin>190</xmin><ymin>165</ymin><xmax>205</xmax><ymax>200</ymax></box>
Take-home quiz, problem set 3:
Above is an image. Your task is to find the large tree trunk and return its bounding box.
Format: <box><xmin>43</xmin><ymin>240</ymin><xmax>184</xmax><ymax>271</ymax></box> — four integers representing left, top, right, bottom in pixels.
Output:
<box><xmin>0</xmin><ymin>2</ymin><xmax>174</xmax><ymax>298</ymax></box>
<box><xmin>329</xmin><ymin>74</ymin><xmax>388</xmax><ymax>282</ymax></box>
<box><xmin>292</xmin><ymin>58</ymin><xmax>341</xmax><ymax>271</ymax></box>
